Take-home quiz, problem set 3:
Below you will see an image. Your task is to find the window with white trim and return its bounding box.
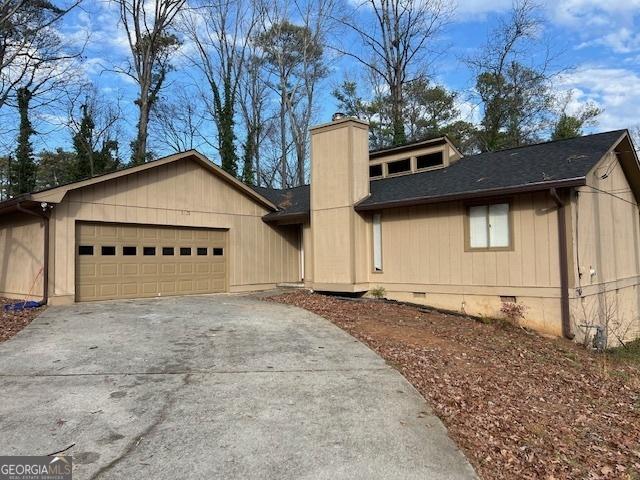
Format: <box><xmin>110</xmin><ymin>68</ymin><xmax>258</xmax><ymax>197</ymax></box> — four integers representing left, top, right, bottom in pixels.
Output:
<box><xmin>468</xmin><ymin>203</ymin><xmax>510</xmax><ymax>249</ymax></box>
<box><xmin>373</xmin><ymin>213</ymin><xmax>383</xmax><ymax>271</ymax></box>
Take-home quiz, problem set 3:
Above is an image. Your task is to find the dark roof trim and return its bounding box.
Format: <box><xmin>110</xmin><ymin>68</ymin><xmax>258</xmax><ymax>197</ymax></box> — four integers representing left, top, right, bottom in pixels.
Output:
<box><xmin>369</xmin><ymin>137</ymin><xmax>448</xmax><ymax>159</ymax></box>
<box><xmin>355</xmin><ymin>177</ymin><xmax>585</xmax><ymax>211</ymax></box>
<box><xmin>0</xmin><ymin>194</ymin><xmax>34</xmax><ymax>215</ymax></box>
<box><xmin>262</xmin><ymin>211</ymin><xmax>309</xmax><ymax>224</ymax></box>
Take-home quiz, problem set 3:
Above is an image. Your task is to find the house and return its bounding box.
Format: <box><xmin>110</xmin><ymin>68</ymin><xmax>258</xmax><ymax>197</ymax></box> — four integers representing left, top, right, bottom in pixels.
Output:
<box><xmin>1</xmin><ymin>117</ymin><xmax>639</xmax><ymax>343</ymax></box>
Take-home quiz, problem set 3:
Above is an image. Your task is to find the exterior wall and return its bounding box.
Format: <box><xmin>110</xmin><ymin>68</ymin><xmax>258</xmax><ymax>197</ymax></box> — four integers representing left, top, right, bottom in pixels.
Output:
<box><xmin>48</xmin><ymin>158</ymin><xmax>300</xmax><ymax>303</ymax></box>
<box><xmin>310</xmin><ymin>119</ymin><xmax>370</xmax><ymax>291</ymax></box>
<box><xmin>570</xmin><ymin>152</ymin><xmax>640</xmax><ymax>344</ymax></box>
<box><xmin>0</xmin><ymin>213</ymin><xmax>44</xmax><ymax>300</ymax></box>
<box><xmin>367</xmin><ymin>191</ymin><xmax>565</xmax><ymax>336</ymax></box>
<box><xmin>303</xmin><ymin>222</ymin><xmax>313</xmax><ymax>286</ymax></box>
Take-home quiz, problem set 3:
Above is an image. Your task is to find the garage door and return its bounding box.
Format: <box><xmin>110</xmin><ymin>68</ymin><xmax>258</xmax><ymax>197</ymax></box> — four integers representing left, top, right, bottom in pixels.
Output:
<box><xmin>76</xmin><ymin>222</ymin><xmax>227</xmax><ymax>301</ymax></box>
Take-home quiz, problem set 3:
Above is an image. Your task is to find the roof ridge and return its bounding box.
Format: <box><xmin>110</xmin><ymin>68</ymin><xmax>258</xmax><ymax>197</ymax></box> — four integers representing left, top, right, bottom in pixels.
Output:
<box><xmin>472</xmin><ymin>129</ymin><xmax>627</xmax><ymax>156</ymax></box>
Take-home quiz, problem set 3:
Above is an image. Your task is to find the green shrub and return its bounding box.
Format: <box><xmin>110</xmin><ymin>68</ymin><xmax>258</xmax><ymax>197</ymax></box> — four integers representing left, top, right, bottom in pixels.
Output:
<box><xmin>370</xmin><ymin>286</ymin><xmax>386</xmax><ymax>299</ymax></box>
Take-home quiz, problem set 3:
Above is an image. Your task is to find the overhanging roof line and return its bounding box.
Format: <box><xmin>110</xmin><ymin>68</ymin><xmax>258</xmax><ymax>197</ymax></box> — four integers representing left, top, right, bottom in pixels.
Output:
<box><xmin>21</xmin><ymin>150</ymin><xmax>278</xmax><ymax>211</ymax></box>
<box><xmin>354</xmin><ymin>178</ymin><xmax>586</xmax><ymax>211</ymax></box>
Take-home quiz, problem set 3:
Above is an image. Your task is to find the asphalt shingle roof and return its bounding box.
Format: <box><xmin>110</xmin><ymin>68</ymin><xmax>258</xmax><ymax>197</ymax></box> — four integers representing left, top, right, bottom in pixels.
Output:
<box><xmin>357</xmin><ymin>130</ymin><xmax>626</xmax><ymax>210</ymax></box>
<box><xmin>259</xmin><ymin>130</ymin><xmax>626</xmax><ymax>219</ymax></box>
<box><xmin>253</xmin><ymin>184</ymin><xmax>310</xmax><ymax>220</ymax></box>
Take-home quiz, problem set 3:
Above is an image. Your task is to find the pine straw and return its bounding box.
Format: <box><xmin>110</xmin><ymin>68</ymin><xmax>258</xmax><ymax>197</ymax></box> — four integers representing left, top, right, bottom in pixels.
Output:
<box><xmin>267</xmin><ymin>291</ymin><xmax>640</xmax><ymax>480</ymax></box>
<box><xmin>0</xmin><ymin>297</ymin><xmax>44</xmax><ymax>342</ymax></box>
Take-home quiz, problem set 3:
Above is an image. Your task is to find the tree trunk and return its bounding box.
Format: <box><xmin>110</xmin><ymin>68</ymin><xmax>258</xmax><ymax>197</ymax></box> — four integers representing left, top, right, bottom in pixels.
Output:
<box><xmin>279</xmin><ymin>82</ymin><xmax>287</xmax><ymax>187</ymax></box>
<box><xmin>133</xmin><ymin>96</ymin><xmax>150</xmax><ymax>165</ymax></box>
<box><xmin>390</xmin><ymin>82</ymin><xmax>405</xmax><ymax>145</ymax></box>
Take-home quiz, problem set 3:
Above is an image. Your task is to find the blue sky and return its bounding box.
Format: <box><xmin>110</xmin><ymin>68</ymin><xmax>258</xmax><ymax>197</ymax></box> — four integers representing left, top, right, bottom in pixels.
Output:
<box><xmin>20</xmin><ymin>0</ymin><xmax>640</xmax><ymax>161</ymax></box>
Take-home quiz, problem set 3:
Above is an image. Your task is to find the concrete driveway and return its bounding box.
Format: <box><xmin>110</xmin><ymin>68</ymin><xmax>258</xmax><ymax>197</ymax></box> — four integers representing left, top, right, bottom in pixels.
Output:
<box><xmin>0</xmin><ymin>294</ymin><xmax>477</xmax><ymax>480</ymax></box>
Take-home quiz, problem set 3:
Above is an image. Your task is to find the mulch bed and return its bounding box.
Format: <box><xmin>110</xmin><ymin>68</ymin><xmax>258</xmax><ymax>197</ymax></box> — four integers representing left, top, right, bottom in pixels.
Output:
<box><xmin>0</xmin><ymin>297</ymin><xmax>44</xmax><ymax>342</ymax></box>
<box><xmin>267</xmin><ymin>291</ymin><xmax>640</xmax><ymax>480</ymax></box>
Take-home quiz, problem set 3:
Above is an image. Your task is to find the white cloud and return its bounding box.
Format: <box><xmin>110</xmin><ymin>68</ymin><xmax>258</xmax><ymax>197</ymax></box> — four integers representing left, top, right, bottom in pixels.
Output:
<box><xmin>452</xmin><ymin>0</ymin><xmax>512</xmax><ymax>18</ymax></box>
<box><xmin>548</xmin><ymin>0</ymin><xmax>640</xmax><ymax>26</ymax></box>
<box><xmin>556</xmin><ymin>67</ymin><xmax>640</xmax><ymax>130</ymax></box>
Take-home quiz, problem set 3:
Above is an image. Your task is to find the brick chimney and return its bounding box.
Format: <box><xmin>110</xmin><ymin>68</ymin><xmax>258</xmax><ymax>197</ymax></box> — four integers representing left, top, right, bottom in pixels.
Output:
<box><xmin>309</xmin><ymin>116</ymin><xmax>370</xmax><ymax>291</ymax></box>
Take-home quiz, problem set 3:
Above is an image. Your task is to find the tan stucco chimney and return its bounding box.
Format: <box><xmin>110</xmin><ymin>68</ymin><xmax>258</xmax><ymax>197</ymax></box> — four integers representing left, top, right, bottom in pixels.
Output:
<box><xmin>309</xmin><ymin>117</ymin><xmax>370</xmax><ymax>292</ymax></box>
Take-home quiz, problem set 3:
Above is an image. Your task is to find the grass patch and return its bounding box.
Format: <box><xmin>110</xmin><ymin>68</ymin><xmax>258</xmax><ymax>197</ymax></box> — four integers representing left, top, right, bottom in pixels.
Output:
<box><xmin>607</xmin><ymin>338</ymin><xmax>640</xmax><ymax>364</ymax></box>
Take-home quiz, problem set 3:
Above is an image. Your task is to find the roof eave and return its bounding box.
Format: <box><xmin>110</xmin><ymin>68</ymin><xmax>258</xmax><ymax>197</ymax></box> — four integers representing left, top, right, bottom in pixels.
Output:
<box><xmin>262</xmin><ymin>211</ymin><xmax>309</xmax><ymax>224</ymax></box>
<box><xmin>354</xmin><ymin>178</ymin><xmax>586</xmax><ymax>211</ymax></box>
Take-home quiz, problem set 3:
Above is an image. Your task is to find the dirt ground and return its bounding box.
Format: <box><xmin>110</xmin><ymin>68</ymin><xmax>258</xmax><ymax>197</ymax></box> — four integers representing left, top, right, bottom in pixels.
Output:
<box><xmin>267</xmin><ymin>291</ymin><xmax>640</xmax><ymax>480</ymax></box>
<box><xmin>0</xmin><ymin>297</ymin><xmax>44</xmax><ymax>342</ymax></box>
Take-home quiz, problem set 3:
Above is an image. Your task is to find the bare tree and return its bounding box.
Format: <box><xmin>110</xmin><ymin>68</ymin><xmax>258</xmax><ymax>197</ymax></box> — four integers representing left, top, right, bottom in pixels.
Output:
<box><xmin>115</xmin><ymin>0</ymin><xmax>186</xmax><ymax>165</ymax></box>
<box><xmin>286</xmin><ymin>0</ymin><xmax>333</xmax><ymax>185</ymax></box>
<box><xmin>253</xmin><ymin>0</ymin><xmax>328</xmax><ymax>187</ymax></box>
<box><xmin>65</xmin><ymin>85</ymin><xmax>124</xmax><ymax>178</ymax></box>
<box><xmin>151</xmin><ymin>86</ymin><xmax>204</xmax><ymax>152</ymax></box>
<box><xmin>333</xmin><ymin>0</ymin><xmax>451</xmax><ymax>146</ymax></box>
<box><xmin>0</xmin><ymin>0</ymin><xmax>82</xmax><ymax>113</ymax></box>
<box><xmin>181</xmin><ymin>0</ymin><xmax>258</xmax><ymax>176</ymax></box>
<box><xmin>238</xmin><ymin>45</ymin><xmax>273</xmax><ymax>185</ymax></box>
<box><xmin>467</xmin><ymin>0</ymin><xmax>557</xmax><ymax>151</ymax></box>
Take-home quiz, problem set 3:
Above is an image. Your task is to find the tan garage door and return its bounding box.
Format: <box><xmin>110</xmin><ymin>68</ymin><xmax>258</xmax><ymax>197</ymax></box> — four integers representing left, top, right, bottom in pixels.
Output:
<box><xmin>76</xmin><ymin>222</ymin><xmax>227</xmax><ymax>301</ymax></box>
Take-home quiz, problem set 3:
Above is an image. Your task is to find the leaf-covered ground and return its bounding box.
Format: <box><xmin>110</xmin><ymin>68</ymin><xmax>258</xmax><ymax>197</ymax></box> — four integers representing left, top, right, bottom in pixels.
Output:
<box><xmin>267</xmin><ymin>291</ymin><xmax>640</xmax><ymax>480</ymax></box>
<box><xmin>0</xmin><ymin>297</ymin><xmax>44</xmax><ymax>342</ymax></box>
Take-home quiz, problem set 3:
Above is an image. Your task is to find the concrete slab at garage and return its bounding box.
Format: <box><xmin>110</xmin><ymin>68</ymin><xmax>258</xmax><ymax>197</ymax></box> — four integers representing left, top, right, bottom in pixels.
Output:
<box><xmin>0</xmin><ymin>295</ymin><xmax>477</xmax><ymax>480</ymax></box>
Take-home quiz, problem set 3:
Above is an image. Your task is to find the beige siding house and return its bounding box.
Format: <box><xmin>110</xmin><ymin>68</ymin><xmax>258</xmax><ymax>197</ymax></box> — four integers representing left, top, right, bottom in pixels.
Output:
<box><xmin>1</xmin><ymin>117</ymin><xmax>639</xmax><ymax>345</ymax></box>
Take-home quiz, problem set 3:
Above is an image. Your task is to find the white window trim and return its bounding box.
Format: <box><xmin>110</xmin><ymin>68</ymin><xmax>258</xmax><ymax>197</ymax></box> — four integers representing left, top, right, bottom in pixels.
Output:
<box><xmin>373</xmin><ymin>213</ymin><xmax>383</xmax><ymax>272</ymax></box>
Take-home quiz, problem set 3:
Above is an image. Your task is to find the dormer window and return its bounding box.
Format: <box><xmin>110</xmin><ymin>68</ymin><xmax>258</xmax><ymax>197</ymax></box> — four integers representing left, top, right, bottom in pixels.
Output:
<box><xmin>416</xmin><ymin>151</ymin><xmax>444</xmax><ymax>170</ymax></box>
<box><xmin>369</xmin><ymin>164</ymin><xmax>383</xmax><ymax>178</ymax></box>
<box><xmin>387</xmin><ymin>158</ymin><xmax>411</xmax><ymax>175</ymax></box>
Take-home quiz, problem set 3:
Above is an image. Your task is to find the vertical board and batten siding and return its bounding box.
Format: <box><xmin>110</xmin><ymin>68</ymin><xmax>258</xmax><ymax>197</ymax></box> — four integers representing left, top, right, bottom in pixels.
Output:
<box><xmin>50</xmin><ymin>158</ymin><xmax>299</xmax><ymax>300</ymax></box>
<box><xmin>372</xmin><ymin>192</ymin><xmax>560</xmax><ymax>290</ymax></box>
<box><xmin>575</xmin><ymin>152</ymin><xmax>640</xmax><ymax>285</ymax></box>
<box><xmin>367</xmin><ymin>191</ymin><xmax>564</xmax><ymax>335</ymax></box>
<box><xmin>0</xmin><ymin>213</ymin><xmax>44</xmax><ymax>299</ymax></box>
<box><xmin>572</xmin><ymin>152</ymin><xmax>640</xmax><ymax>341</ymax></box>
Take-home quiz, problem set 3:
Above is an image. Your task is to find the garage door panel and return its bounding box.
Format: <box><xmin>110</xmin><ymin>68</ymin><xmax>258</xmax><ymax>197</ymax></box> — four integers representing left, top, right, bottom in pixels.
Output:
<box><xmin>180</xmin><ymin>264</ymin><xmax>193</xmax><ymax>274</ymax></box>
<box><xmin>142</xmin><ymin>264</ymin><xmax>158</xmax><ymax>275</ymax></box>
<box><xmin>212</xmin><ymin>263</ymin><xmax>225</xmax><ymax>274</ymax></box>
<box><xmin>100</xmin><ymin>264</ymin><xmax>118</xmax><ymax>276</ymax></box>
<box><xmin>142</xmin><ymin>229</ymin><xmax>158</xmax><ymax>240</ymax></box>
<box><xmin>78</xmin><ymin>264</ymin><xmax>97</xmax><ymax>277</ymax></box>
<box><xmin>99</xmin><ymin>284</ymin><xmax>118</xmax><ymax>297</ymax></box>
<box><xmin>162</xmin><ymin>264</ymin><xmax>176</xmax><ymax>274</ymax></box>
<box><xmin>178</xmin><ymin>280</ymin><xmax>193</xmax><ymax>293</ymax></box>
<box><xmin>77</xmin><ymin>285</ymin><xmax>97</xmax><ymax>298</ymax></box>
<box><xmin>122</xmin><ymin>264</ymin><xmax>139</xmax><ymax>276</ymax></box>
<box><xmin>76</xmin><ymin>222</ymin><xmax>227</xmax><ymax>301</ymax></box>
<box><xmin>195</xmin><ymin>264</ymin><xmax>209</xmax><ymax>274</ymax></box>
<box><xmin>160</xmin><ymin>281</ymin><xmax>176</xmax><ymax>294</ymax></box>
<box><xmin>142</xmin><ymin>282</ymin><xmax>158</xmax><ymax>294</ymax></box>
<box><xmin>99</xmin><ymin>225</ymin><xmax>118</xmax><ymax>239</ymax></box>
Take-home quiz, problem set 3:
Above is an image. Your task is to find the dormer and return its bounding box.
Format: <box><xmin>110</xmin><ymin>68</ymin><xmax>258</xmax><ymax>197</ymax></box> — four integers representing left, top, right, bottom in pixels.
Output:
<box><xmin>368</xmin><ymin>136</ymin><xmax>462</xmax><ymax>180</ymax></box>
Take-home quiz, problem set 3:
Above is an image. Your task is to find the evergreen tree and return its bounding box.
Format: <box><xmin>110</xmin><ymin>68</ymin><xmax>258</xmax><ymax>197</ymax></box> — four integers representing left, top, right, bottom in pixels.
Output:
<box><xmin>241</xmin><ymin>132</ymin><xmax>256</xmax><ymax>186</ymax></box>
<box><xmin>72</xmin><ymin>102</ymin><xmax>122</xmax><ymax>180</ymax></box>
<box><xmin>72</xmin><ymin>103</ymin><xmax>95</xmax><ymax>179</ymax></box>
<box><xmin>9</xmin><ymin>87</ymin><xmax>37</xmax><ymax>196</ymax></box>
<box><xmin>36</xmin><ymin>149</ymin><xmax>76</xmax><ymax>189</ymax></box>
<box><xmin>551</xmin><ymin>103</ymin><xmax>602</xmax><ymax>141</ymax></box>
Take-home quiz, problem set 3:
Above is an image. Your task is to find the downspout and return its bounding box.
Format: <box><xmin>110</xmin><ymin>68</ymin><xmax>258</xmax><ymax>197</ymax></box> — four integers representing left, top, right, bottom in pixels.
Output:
<box><xmin>549</xmin><ymin>188</ymin><xmax>574</xmax><ymax>339</ymax></box>
<box><xmin>16</xmin><ymin>202</ymin><xmax>51</xmax><ymax>305</ymax></box>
